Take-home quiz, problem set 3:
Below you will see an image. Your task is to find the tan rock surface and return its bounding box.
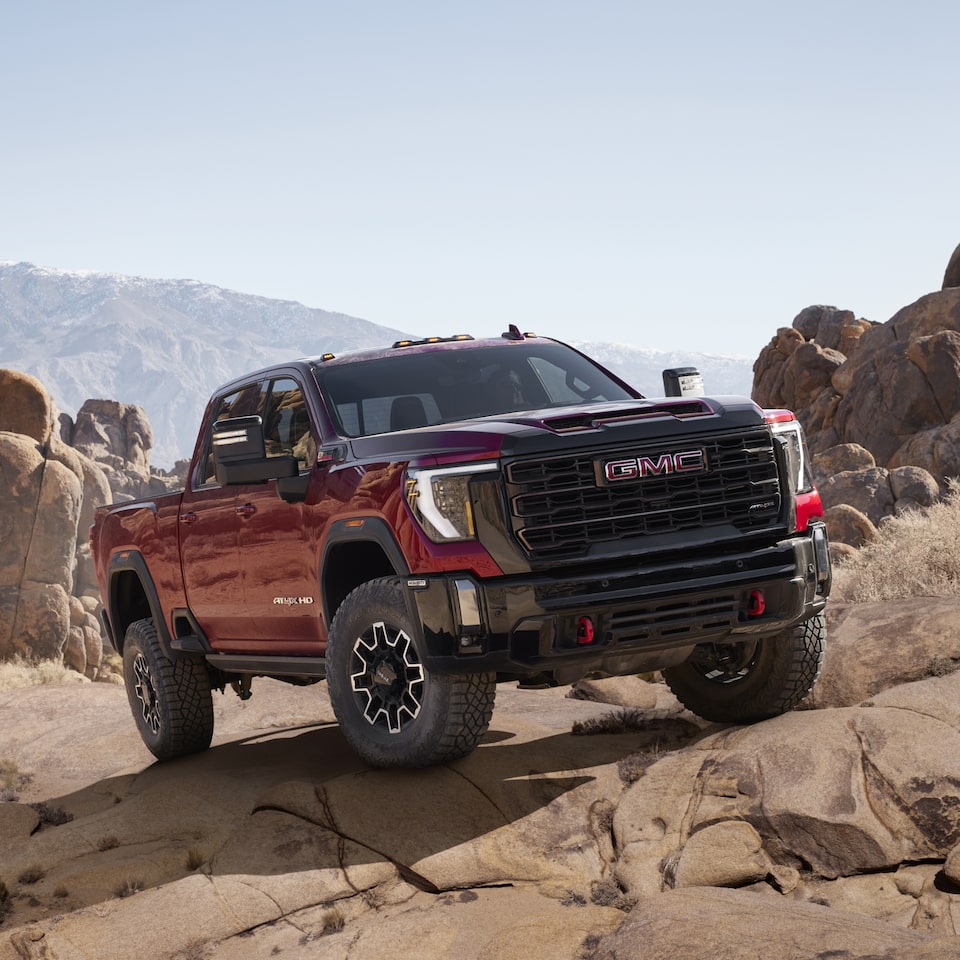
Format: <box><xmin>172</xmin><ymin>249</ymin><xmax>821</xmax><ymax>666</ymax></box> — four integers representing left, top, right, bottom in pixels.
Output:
<box><xmin>808</xmin><ymin>599</ymin><xmax>960</xmax><ymax>708</ymax></box>
<box><xmin>3</xmin><ymin>656</ymin><xmax>960</xmax><ymax>959</ymax></box>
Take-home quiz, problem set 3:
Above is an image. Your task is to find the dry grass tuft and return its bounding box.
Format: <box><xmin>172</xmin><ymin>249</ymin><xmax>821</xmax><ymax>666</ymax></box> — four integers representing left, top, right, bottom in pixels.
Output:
<box><xmin>113</xmin><ymin>877</ymin><xmax>143</xmax><ymax>899</ymax></box>
<box><xmin>185</xmin><ymin>848</ymin><xmax>206</xmax><ymax>871</ymax></box>
<box><xmin>320</xmin><ymin>907</ymin><xmax>345</xmax><ymax>935</ymax></box>
<box><xmin>0</xmin><ymin>758</ymin><xmax>31</xmax><ymax>801</ymax></box>
<box><xmin>97</xmin><ymin>835</ymin><xmax>120</xmax><ymax>852</ymax></box>
<box><xmin>831</xmin><ymin>483</ymin><xmax>960</xmax><ymax>602</ymax></box>
<box><xmin>0</xmin><ymin>656</ymin><xmax>86</xmax><ymax>692</ymax></box>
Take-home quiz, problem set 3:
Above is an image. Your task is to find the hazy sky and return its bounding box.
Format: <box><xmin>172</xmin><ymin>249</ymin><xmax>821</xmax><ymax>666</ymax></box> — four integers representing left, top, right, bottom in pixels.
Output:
<box><xmin>3</xmin><ymin>1</ymin><xmax>958</xmax><ymax>357</ymax></box>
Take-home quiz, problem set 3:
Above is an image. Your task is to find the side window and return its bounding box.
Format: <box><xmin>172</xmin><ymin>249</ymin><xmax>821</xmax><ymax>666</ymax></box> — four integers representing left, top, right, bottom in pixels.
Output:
<box><xmin>197</xmin><ymin>382</ymin><xmax>262</xmax><ymax>486</ymax></box>
<box><xmin>263</xmin><ymin>378</ymin><xmax>317</xmax><ymax>470</ymax></box>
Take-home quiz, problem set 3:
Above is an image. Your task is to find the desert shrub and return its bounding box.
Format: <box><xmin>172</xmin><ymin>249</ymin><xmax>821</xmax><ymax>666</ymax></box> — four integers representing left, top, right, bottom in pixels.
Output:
<box><xmin>97</xmin><ymin>835</ymin><xmax>120</xmax><ymax>852</ymax></box>
<box><xmin>0</xmin><ymin>880</ymin><xmax>12</xmax><ymax>923</ymax></box>
<box><xmin>617</xmin><ymin>750</ymin><xmax>663</xmax><ymax>784</ymax></box>
<box><xmin>29</xmin><ymin>802</ymin><xmax>73</xmax><ymax>826</ymax></box>
<box><xmin>17</xmin><ymin>865</ymin><xmax>45</xmax><ymax>885</ymax></box>
<box><xmin>831</xmin><ymin>483</ymin><xmax>960</xmax><ymax>602</ymax></box>
<box><xmin>571</xmin><ymin>708</ymin><xmax>649</xmax><ymax>736</ymax></box>
<box><xmin>590</xmin><ymin>878</ymin><xmax>636</xmax><ymax>911</ymax></box>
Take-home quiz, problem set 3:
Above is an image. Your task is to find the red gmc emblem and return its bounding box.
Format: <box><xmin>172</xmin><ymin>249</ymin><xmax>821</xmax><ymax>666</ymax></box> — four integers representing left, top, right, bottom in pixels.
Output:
<box><xmin>600</xmin><ymin>449</ymin><xmax>707</xmax><ymax>483</ymax></box>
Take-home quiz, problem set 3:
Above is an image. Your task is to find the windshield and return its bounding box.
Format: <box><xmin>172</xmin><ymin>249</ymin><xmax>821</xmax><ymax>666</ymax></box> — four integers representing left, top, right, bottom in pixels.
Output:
<box><xmin>314</xmin><ymin>342</ymin><xmax>639</xmax><ymax>438</ymax></box>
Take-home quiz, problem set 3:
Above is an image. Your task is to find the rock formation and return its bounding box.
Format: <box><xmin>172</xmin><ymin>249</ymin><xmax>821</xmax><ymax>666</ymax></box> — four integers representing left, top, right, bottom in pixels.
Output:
<box><xmin>0</xmin><ymin>369</ymin><xmax>179</xmax><ymax>677</ymax></box>
<box><xmin>753</xmin><ymin>244</ymin><xmax>960</xmax><ymax>549</ymax></box>
<box><xmin>4</xmin><ymin>663</ymin><xmax>960</xmax><ymax>958</ymax></box>
<box><xmin>944</xmin><ymin>241</ymin><xmax>960</xmax><ymax>289</ymax></box>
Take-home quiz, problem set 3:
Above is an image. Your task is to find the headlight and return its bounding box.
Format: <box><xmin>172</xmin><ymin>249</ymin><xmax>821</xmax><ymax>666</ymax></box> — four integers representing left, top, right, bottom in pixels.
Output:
<box><xmin>405</xmin><ymin>463</ymin><xmax>498</xmax><ymax>542</ymax></box>
<box><xmin>770</xmin><ymin>418</ymin><xmax>813</xmax><ymax>495</ymax></box>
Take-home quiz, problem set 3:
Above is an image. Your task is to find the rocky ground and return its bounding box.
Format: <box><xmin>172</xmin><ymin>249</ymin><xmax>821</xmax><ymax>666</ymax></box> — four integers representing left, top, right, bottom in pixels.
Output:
<box><xmin>4</xmin><ymin>616</ymin><xmax>960</xmax><ymax>960</ymax></box>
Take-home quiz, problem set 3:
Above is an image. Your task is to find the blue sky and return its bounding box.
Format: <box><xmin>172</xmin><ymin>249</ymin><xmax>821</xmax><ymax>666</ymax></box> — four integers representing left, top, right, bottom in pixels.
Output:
<box><xmin>3</xmin><ymin>1</ymin><xmax>958</xmax><ymax>357</ymax></box>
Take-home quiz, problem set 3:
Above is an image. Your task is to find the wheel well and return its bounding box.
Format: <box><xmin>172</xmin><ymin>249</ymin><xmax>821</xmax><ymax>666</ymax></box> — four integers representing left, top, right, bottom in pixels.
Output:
<box><xmin>110</xmin><ymin>569</ymin><xmax>152</xmax><ymax>652</ymax></box>
<box><xmin>323</xmin><ymin>540</ymin><xmax>397</xmax><ymax>624</ymax></box>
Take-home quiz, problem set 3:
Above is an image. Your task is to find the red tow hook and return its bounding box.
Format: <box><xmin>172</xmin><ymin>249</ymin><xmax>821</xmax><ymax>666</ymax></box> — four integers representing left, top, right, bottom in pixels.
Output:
<box><xmin>748</xmin><ymin>590</ymin><xmax>766</xmax><ymax>617</ymax></box>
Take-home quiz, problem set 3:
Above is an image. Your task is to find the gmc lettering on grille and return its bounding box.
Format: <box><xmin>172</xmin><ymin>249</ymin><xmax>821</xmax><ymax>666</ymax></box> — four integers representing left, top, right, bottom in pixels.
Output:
<box><xmin>600</xmin><ymin>449</ymin><xmax>707</xmax><ymax>483</ymax></box>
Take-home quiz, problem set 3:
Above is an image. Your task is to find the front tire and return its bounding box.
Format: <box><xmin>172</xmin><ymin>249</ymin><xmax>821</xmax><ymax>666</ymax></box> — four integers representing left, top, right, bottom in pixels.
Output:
<box><xmin>662</xmin><ymin>612</ymin><xmax>825</xmax><ymax>724</ymax></box>
<box><xmin>326</xmin><ymin>578</ymin><xmax>496</xmax><ymax>767</ymax></box>
<box><xmin>122</xmin><ymin>618</ymin><xmax>214</xmax><ymax>760</ymax></box>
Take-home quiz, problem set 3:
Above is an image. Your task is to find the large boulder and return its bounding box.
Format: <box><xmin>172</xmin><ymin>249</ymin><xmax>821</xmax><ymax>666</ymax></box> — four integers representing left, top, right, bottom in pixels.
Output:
<box><xmin>0</xmin><ymin>433</ymin><xmax>79</xmax><ymax>661</ymax></box>
<box><xmin>829</xmin><ymin>289</ymin><xmax>960</xmax><ymax>472</ymax></box>
<box><xmin>750</xmin><ymin>253</ymin><xmax>960</xmax><ymax>546</ymax></box>
<box><xmin>614</xmin><ymin>673</ymin><xmax>960</xmax><ymax>897</ymax></box>
<box><xmin>0</xmin><ymin>369</ymin><xmax>56</xmax><ymax>444</ymax></box>
<box><xmin>0</xmin><ymin>371</ymin><xmax>113</xmax><ymax>674</ymax></box>
<box><xmin>806</xmin><ymin>599</ymin><xmax>960</xmax><ymax>709</ymax></box>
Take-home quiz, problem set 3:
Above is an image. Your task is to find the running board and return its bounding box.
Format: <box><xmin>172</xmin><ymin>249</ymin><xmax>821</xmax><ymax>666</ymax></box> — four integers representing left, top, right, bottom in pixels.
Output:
<box><xmin>204</xmin><ymin>653</ymin><xmax>327</xmax><ymax>679</ymax></box>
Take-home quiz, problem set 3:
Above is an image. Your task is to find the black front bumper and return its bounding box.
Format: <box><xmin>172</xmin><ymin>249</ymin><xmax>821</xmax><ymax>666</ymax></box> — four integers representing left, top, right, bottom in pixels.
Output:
<box><xmin>403</xmin><ymin>523</ymin><xmax>830</xmax><ymax>682</ymax></box>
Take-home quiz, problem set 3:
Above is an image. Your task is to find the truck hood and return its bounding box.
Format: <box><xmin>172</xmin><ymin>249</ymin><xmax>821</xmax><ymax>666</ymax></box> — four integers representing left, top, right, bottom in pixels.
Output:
<box><xmin>349</xmin><ymin>395</ymin><xmax>768</xmax><ymax>464</ymax></box>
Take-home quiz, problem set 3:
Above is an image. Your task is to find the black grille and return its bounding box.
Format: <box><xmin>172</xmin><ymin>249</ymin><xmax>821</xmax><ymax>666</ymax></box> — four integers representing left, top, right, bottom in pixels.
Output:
<box><xmin>505</xmin><ymin>427</ymin><xmax>781</xmax><ymax>559</ymax></box>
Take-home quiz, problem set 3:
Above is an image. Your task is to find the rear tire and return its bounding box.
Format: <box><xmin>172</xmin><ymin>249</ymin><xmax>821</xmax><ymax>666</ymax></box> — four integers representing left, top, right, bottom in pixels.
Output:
<box><xmin>326</xmin><ymin>578</ymin><xmax>496</xmax><ymax>767</ymax></box>
<box><xmin>662</xmin><ymin>612</ymin><xmax>825</xmax><ymax>724</ymax></box>
<box><xmin>122</xmin><ymin>618</ymin><xmax>214</xmax><ymax>760</ymax></box>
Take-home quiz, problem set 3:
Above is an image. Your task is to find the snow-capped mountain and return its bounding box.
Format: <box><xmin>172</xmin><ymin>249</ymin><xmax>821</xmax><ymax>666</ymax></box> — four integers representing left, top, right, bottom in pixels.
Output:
<box><xmin>0</xmin><ymin>262</ymin><xmax>412</xmax><ymax>467</ymax></box>
<box><xmin>0</xmin><ymin>262</ymin><xmax>754</xmax><ymax>467</ymax></box>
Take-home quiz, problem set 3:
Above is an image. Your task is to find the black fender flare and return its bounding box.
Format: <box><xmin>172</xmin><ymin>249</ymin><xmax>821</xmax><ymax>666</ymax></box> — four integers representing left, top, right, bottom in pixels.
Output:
<box><xmin>319</xmin><ymin>517</ymin><xmax>411</xmax><ymax>626</ymax></box>
<box><xmin>104</xmin><ymin>550</ymin><xmax>177</xmax><ymax>658</ymax></box>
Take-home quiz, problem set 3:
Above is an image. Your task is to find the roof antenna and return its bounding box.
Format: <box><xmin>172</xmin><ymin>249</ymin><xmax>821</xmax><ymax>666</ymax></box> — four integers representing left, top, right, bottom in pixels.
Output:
<box><xmin>501</xmin><ymin>324</ymin><xmax>524</xmax><ymax>341</ymax></box>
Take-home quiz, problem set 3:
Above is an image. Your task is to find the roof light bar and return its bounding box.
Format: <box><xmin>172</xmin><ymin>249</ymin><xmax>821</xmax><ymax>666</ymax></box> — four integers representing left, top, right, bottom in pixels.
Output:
<box><xmin>392</xmin><ymin>334</ymin><xmax>474</xmax><ymax>348</ymax></box>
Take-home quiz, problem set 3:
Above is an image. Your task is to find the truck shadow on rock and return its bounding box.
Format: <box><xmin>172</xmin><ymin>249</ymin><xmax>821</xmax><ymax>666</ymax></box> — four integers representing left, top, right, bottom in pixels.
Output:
<box><xmin>6</xmin><ymin>711</ymin><xmax>703</xmax><ymax>925</ymax></box>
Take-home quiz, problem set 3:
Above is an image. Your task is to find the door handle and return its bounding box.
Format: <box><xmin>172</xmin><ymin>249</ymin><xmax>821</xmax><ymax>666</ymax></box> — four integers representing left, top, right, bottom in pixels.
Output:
<box><xmin>179</xmin><ymin>512</ymin><xmax>199</xmax><ymax>525</ymax></box>
<box><xmin>236</xmin><ymin>503</ymin><xmax>257</xmax><ymax>518</ymax></box>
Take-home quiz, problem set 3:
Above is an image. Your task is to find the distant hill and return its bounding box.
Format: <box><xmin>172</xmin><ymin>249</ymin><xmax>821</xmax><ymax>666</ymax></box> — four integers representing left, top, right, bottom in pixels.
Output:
<box><xmin>573</xmin><ymin>341</ymin><xmax>752</xmax><ymax>399</ymax></box>
<box><xmin>0</xmin><ymin>262</ymin><xmax>754</xmax><ymax>467</ymax></box>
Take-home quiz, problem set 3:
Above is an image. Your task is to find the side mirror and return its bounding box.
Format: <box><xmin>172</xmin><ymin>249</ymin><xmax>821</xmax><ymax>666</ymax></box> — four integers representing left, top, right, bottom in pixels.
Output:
<box><xmin>662</xmin><ymin>367</ymin><xmax>705</xmax><ymax>398</ymax></box>
<box><xmin>212</xmin><ymin>416</ymin><xmax>298</xmax><ymax>485</ymax></box>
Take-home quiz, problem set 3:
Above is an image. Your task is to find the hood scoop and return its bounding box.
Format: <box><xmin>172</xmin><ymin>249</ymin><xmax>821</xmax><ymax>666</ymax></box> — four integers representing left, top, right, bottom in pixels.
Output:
<box><xmin>543</xmin><ymin>399</ymin><xmax>715</xmax><ymax>433</ymax></box>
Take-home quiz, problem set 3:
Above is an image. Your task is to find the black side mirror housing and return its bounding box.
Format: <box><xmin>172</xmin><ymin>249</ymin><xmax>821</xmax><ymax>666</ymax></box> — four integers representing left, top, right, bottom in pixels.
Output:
<box><xmin>662</xmin><ymin>367</ymin><xmax>705</xmax><ymax>398</ymax></box>
<box><xmin>212</xmin><ymin>416</ymin><xmax>298</xmax><ymax>486</ymax></box>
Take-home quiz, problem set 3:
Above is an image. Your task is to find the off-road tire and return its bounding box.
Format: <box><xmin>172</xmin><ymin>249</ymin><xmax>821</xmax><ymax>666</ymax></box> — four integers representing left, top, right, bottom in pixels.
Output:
<box><xmin>326</xmin><ymin>578</ymin><xmax>496</xmax><ymax>767</ymax></box>
<box><xmin>122</xmin><ymin>618</ymin><xmax>214</xmax><ymax>760</ymax></box>
<box><xmin>662</xmin><ymin>612</ymin><xmax>826</xmax><ymax>724</ymax></box>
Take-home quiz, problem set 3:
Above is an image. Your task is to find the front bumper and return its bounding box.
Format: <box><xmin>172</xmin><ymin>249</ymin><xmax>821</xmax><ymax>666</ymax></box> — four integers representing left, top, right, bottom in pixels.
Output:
<box><xmin>403</xmin><ymin>523</ymin><xmax>831</xmax><ymax>681</ymax></box>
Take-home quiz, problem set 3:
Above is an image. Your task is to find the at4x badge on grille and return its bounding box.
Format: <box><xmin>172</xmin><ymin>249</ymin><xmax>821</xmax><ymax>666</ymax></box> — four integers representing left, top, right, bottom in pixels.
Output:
<box><xmin>597</xmin><ymin>449</ymin><xmax>707</xmax><ymax>484</ymax></box>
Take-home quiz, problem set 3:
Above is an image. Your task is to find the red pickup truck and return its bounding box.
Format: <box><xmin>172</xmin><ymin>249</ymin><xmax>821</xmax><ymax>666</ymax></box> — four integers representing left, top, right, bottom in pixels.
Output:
<box><xmin>90</xmin><ymin>330</ymin><xmax>831</xmax><ymax>767</ymax></box>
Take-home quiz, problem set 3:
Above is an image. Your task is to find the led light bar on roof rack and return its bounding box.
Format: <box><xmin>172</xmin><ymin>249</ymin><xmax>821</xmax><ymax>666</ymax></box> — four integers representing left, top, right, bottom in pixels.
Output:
<box><xmin>392</xmin><ymin>334</ymin><xmax>474</xmax><ymax>348</ymax></box>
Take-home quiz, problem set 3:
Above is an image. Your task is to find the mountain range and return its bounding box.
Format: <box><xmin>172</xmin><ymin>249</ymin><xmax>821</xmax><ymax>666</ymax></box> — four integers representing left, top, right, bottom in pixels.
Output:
<box><xmin>0</xmin><ymin>261</ymin><xmax>754</xmax><ymax>468</ymax></box>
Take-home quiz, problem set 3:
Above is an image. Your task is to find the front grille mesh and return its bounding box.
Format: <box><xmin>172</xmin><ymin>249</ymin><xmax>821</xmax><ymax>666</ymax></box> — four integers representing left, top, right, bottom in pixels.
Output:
<box><xmin>505</xmin><ymin>427</ymin><xmax>781</xmax><ymax>559</ymax></box>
